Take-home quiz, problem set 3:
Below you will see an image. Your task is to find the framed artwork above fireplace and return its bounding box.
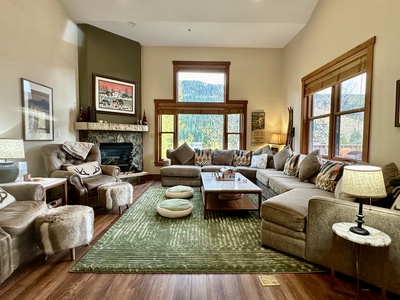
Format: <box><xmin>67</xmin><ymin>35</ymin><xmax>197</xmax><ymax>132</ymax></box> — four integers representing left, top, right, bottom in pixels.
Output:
<box><xmin>93</xmin><ymin>74</ymin><xmax>136</xmax><ymax>116</ymax></box>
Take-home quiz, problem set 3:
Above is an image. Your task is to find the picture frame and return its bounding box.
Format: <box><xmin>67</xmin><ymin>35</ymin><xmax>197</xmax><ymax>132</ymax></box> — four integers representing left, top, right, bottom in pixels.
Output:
<box><xmin>21</xmin><ymin>78</ymin><xmax>54</xmax><ymax>141</ymax></box>
<box><xmin>93</xmin><ymin>74</ymin><xmax>136</xmax><ymax>116</ymax></box>
<box><xmin>251</xmin><ymin>111</ymin><xmax>265</xmax><ymax>146</ymax></box>
<box><xmin>396</xmin><ymin>80</ymin><xmax>400</xmax><ymax>127</ymax></box>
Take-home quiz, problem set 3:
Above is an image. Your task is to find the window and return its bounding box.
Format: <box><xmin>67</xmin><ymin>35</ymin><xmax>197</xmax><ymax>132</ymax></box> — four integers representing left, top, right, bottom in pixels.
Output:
<box><xmin>154</xmin><ymin>61</ymin><xmax>247</xmax><ymax>164</ymax></box>
<box><xmin>301</xmin><ymin>37</ymin><xmax>375</xmax><ymax>162</ymax></box>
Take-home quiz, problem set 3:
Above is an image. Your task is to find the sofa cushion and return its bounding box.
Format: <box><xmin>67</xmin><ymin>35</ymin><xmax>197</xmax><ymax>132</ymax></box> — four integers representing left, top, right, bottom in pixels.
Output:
<box><xmin>212</xmin><ymin>150</ymin><xmax>234</xmax><ymax>166</ymax></box>
<box><xmin>298</xmin><ymin>150</ymin><xmax>322</xmax><ymax>182</ymax></box>
<box><xmin>381</xmin><ymin>162</ymin><xmax>398</xmax><ymax>195</ymax></box>
<box><xmin>269</xmin><ymin>175</ymin><xmax>318</xmax><ymax>194</ymax></box>
<box><xmin>283</xmin><ymin>154</ymin><xmax>300</xmax><ymax>176</ymax></box>
<box><xmin>0</xmin><ymin>188</ymin><xmax>16</xmax><ymax>210</ymax></box>
<box><xmin>273</xmin><ymin>145</ymin><xmax>292</xmax><ymax>170</ymax></box>
<box><xmin>171</xmin><ymin>142</ymin><xmax>194</xmax><ymax>165</ymax></box>
<box><xmin>261</xmin><ymin>188</ymin><xmax>333</xmax><ymax>232</ymax></box>
<box><xmin>256</xmin><ymin>169</ymin><xmax>287</xmax><ymax>187</ymax></box>
<box><xmin>67</xmin><ymin>161</ymin><xmax>102</xmax><ymax>178</ymax></box>
<box><xmin>160</xmin><ymin>165</ymin><xmax>201</xmax><ymax>178</ymax></box>
<box><xmin>194</xmin><ymin>148</ymin><xmax>212</xmax><ymax>166</ymax></box>
<box><xmin>233</xmin><ymin>150</ymin><xmax>252</xmax><ymax>167</ymax></box>
<box><xmin>250</xmin><ymin>154</ymin><xmax>269</xmax><ymax>169</ymax></box>
<box><xmin>315</xmin><ymin>161</ymin><xmax>345</xmax><ymax>193</ymax></box>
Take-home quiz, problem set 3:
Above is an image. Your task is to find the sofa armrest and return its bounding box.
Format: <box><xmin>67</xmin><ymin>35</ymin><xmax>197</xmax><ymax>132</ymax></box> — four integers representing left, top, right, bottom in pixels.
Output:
<box><xmin>306</xmin><ymin>196</ymin><xmax>400</xmax><ymax>295</ymax></box>
<box><xmin>100</xmin><ymin>165</ymin><xmax>120</xmax><ymax>178</ymax></box>
<box><xmin>163</xmin><ymin>158</ymin><xmax>172</xmax><ymax>166</ymax></box>
<box><xmin>0</xmin><ymin>183</ymin><xmax>44</xmax><ymax>201</ymax></box>
<box><xmin>0</xmin><ymin>227</ymin><xmax>12</xmax><ymax>283</ymax></box>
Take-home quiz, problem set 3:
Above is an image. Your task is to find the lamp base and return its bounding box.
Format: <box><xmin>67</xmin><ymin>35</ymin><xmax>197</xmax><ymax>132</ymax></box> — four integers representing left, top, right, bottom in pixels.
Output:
<box><xmin>0</xmin><ymin>161</ymin><xmax>19</xmax><ymax>183</ymax></box>
<box><xmin>350</xmin><ymin>225</ymin><xmax>370</xmax><ymax>235</ymax></box>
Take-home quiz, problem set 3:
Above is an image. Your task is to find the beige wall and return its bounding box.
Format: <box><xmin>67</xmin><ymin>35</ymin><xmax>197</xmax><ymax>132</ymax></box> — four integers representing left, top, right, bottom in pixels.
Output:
<box><xmin>283</xmin><ymin>0</ymin><xmax>400</xmax><ymax>167</ymax></box>
<box><xmin>0</xmin><ymin>0</ymin><xmax>78</xmax><ymax>177</ymax></box>
<box><xmin>141</xmin><ymin>47</ymin><xmax>284</xmax><ymax>174</ymax></box>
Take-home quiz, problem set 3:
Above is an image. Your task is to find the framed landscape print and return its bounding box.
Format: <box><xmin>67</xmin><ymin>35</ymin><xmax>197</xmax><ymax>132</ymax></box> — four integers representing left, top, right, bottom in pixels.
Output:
<box><xmin>21</xmin><ymin>78</ymin><xmax>54</xmax><ymax>141</ymax></box>
<box><xmin>93</xmin><ymin>74</ymin><xmax>136</xmax><ymax>116</ymax></box>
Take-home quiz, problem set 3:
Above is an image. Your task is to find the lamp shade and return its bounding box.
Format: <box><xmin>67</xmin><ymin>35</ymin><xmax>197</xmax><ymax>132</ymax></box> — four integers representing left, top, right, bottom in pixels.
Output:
<box><xmin>268</xmin><ymin>133</ymin><xmax>282</xmax><ymax>145</ymax></box>
<box><xmin>0</xmin><ymin>139</ymin><xmax>25</xmax><ymax>159</ymax></box>
<box><xmin>341</xmin><ymin>165</ymin><xmax>386</xmax><ymax>198</ymax></box>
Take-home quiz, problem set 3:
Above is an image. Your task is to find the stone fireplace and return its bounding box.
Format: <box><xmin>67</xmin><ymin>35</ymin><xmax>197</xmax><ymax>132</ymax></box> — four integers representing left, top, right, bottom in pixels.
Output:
<box><xmin>74</xmin><ymin>122</ymin><xmax>148</xmax><ymax>173</ymax></box>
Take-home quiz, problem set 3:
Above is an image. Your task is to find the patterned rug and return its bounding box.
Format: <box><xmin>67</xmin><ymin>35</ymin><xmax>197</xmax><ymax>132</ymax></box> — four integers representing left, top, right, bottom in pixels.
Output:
<box><xmin>71</xmin><ymin>187</ymin><xmax>324</xmax><ymax>274</ymax></box>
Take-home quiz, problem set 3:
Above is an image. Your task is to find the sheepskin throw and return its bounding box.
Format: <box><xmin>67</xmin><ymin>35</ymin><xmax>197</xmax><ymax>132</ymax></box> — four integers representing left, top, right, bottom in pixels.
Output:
<box><xmin>62</xmin><ymin>141</ymin><xmax>94</xmax><ymax>160</ymax></box>
<box><xmin>35</xmin><ymin>205</ymin><xmax>94</xmax><ymax>255</ymax></box>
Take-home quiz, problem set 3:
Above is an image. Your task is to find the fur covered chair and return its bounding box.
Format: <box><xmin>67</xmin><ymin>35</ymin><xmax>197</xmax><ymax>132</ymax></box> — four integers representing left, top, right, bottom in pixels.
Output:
<box><xmin>41</xmin><ymin>143</ymin><xmax>120</xmax><ymax>207</ymax></box>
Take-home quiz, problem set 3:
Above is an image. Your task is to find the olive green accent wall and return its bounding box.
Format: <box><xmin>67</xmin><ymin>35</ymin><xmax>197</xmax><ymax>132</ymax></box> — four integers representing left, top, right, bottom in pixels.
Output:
<box><xmin>77</xmin><ymin>24</ymin><xmax>142</xmax><ymax>124</ymax></box>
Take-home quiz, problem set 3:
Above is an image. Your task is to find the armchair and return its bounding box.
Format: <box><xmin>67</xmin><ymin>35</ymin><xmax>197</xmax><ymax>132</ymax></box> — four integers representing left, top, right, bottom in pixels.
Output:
<box><xmin>40</xmin><ymin>144</ymin><xmax>120</xmax><ymax>206</ymax></box>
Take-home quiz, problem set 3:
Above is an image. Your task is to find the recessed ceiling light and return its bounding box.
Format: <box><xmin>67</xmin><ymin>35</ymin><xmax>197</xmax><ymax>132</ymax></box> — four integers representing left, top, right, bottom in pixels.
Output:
<box><xmin>127</xmin><ymin>21</ymin><xmax>136</xmax><ymax>27</ymax></box>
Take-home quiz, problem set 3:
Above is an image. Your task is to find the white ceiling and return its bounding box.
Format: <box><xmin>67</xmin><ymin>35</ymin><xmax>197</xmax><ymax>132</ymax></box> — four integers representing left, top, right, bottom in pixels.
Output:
<box><xmin>61</xmin><ymin>0</ymin><xmax>318</xmax><ymax>48</ymax></box>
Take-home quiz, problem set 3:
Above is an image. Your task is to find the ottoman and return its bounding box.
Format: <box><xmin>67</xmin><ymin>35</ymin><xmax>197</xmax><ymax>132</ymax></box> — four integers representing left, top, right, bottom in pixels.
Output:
<box><xmin>157</xmin><ymin>199</ymin><xmax>193</xmax><ymax>218</ymax></box>
<box><xmin>165</xmin><ymin>185</ymin><xmax>194</xmax><ymax>199</ymax></box>
<box><xmin>160</xmin><ymin>165</ymin><xmax>202</xmax><ymax>187</ymax></box>
<box><xmin>35</xmin><ymin>205</ymin><xmax>94</xmax><ymax>260</ymax></box>
<box><xmin>98</xmin><ymin>182</ymin><xmax>134</xmax><ymax>214</ymax></box>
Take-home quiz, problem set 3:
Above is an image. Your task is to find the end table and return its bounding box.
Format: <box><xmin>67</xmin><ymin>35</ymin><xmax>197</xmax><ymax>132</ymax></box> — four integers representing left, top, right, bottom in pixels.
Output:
<box><xmin>331</xmin><ymin>222</ymin><xmax>391</xmax><ymax>299</ymax></box>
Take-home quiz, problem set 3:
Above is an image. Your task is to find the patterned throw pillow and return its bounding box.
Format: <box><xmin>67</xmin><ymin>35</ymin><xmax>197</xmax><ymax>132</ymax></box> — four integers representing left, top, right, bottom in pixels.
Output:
<box><xmin>0</xmin><ymin>187</ymin><xmax>16</xmax><ymax>210</ymax></box>
<box><xmin>315</xmin><ymin>161</ymin><xmax>345</xmax><ymax>192</ymax></box>
<box><xmin>67</xmin><ymin>161</ymin><xmax>102</xmax><ymax>178</ymax></box>
<box><xmin>250</xmin><ymin>154</ymin><xmax>269</xmax><ymax>169</ymax></box>
<box><xmin>283</xmin><ymin>154</ymin><xmax>300</xmax><ymax>176</ymax></box>
<box><xmin>194</xmin><ymin>148</ymin><xmax>212</xmax><ymax>166</ymax></box>
<box><xmin>233</xmin><ymin>150</ymin><xmax>253</xmax><ymax>167</ymax></box>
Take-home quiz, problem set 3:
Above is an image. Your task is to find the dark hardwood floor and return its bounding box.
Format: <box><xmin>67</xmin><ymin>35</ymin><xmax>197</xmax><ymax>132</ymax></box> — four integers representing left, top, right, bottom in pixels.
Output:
<box><xmin>0</xmin><ymin>181</ymin><xmax>395</xmax><ymax>300</ymax></box>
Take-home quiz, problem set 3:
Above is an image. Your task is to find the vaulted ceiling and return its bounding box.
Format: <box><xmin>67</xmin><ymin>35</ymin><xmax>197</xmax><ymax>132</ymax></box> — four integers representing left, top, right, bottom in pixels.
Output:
<box><xmin>62</xmin><ymin>0</ymin><xmax>318</xmax><ymax>48</ymax></box>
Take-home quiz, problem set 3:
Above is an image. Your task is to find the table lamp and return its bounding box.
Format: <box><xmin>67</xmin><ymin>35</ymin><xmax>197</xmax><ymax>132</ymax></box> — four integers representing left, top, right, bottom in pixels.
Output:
<box><xmin>341</xmin><ymin>165</ymin><xmax>386</xmax><ymax>235</ymax></box>
<box><xmin>0</xmin><ymin>139</ymin><xmax>25</xmax><ymax>183</ymax></box>
<box><xmin>268</xmin><ymin>133</ymin><xmax>282</xmax><ymax>153</ymax></box>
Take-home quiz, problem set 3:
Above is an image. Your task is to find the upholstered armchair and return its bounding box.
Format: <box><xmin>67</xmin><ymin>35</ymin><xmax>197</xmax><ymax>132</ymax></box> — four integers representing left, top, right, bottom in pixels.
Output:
<box><xmin>40</xmin><ymin>144</ymin><xmax>120</xmax><ymax>206</ymax></box>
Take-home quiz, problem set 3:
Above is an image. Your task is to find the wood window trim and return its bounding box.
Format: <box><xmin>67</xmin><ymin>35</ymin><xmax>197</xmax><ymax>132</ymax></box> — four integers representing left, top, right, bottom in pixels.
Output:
<box><xmin>300</xmin><ymin>37</ymin><xmax>375</xmax><ymax>162</ymax></box>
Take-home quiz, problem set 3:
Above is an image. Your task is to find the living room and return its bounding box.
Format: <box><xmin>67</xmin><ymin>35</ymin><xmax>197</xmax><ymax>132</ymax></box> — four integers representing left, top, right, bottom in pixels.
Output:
<box><xmin>1</xmin><ymin>0</ymin><xmax>400</xmax><ymax>299</ymax></box>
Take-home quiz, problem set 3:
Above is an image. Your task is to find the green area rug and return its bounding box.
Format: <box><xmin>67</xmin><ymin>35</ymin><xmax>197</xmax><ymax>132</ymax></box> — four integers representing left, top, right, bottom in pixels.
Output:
<box><xmin>71</xmin><ymin>187</ymin><xmax>324</xmax><ymax>274</ymax></box>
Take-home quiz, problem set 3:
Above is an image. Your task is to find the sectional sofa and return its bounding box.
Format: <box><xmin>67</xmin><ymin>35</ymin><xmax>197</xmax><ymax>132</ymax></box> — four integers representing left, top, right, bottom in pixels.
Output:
<box><xmin>161</xmin><ymin>143</ymin><xmax>400</xmax><ymax>296</ymax></box>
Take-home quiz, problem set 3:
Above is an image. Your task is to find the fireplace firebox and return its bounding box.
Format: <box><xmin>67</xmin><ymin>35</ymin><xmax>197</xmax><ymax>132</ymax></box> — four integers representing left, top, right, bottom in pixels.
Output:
<box><xmin>100</xmin><ymin>143</ymin><xmax>133</xmax><ymax>172</ymax></box>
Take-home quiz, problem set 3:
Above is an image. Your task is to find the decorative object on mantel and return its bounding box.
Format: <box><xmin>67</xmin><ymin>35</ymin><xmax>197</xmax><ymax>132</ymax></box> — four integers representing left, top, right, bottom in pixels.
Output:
<box><xmin>78</xmin><ymin>107</ymin><xmax>86</xmax><ymax>122</ymax></box>
<box><xmin>93</xmin><ymin>74</ymin><xmax>136</xmax><ymax>116</ymax></box>
<box><xmin>142</xmin><ymin>109</ymin><xmax>147</xmax><ymax>125</ymax></box>
<box><xmin>341</xmin><ymin>165</ymin><xmax>386</xmax><ymax>235</ymax></box>
<box><xmin>87</xmin><ymin>106</ymin><xmax>96</xmax><ymax>122</ymax></box>
<box><xmin>0</xmin><ymin>139</ymin><xmax>25</xmax><ymax>183</ymax></box>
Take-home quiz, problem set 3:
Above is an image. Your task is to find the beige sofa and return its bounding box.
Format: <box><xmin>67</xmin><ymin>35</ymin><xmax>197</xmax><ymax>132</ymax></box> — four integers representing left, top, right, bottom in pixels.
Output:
<box><xmin>258</xmin><ymin>160</ymin><xmax>400</xmax><ymax>296</ymax></box>
<box><xmin>0</xmin><ymin>183</ymin><xmax>47</xmax><ymax>283</ymax></box>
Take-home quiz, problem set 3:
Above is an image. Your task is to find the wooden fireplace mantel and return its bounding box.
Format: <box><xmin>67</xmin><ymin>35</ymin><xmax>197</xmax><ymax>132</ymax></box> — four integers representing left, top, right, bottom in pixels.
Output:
<box><xmin>74</xmin><ymin>122</ymin><xmax>149</xmax><ymax>132</ymax></box>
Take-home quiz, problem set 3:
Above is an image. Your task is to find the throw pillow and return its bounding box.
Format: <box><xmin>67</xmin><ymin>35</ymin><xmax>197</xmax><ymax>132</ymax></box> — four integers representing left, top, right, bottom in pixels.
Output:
<box><xmin>194</xmin><ymin>148</ymin><xmax>212</xmax><ymax>166</ymax></box>
<box><xmin>0</xmin><ymin>187</ymin><xmax>16</xmax><ymax>210</ymax></box>
<box><xmin>298</xmin><ymin>149</ymin><xmax>322</xmax><ymax>182</ymax></box>
<box><xmin>273</xmin><ymin>145</ymin><xmax>292</xmax><ymax>171</ymax></box>
<box><xmin>212</xmin><ymin>150</ymin><xmax>234</xmax><ymax>166</ymax></box>
<box><xmin>170</xmin><ymin>142</ymin><xmax>194</xmax><ymax>165</ymax></box>
<box><xmin>334</xmin><ymin>177</ymin><xmax>357</xmax><ymax>202</ymax></box>
<box><xmin>233</xmin><ymin>150</ymin><xmax>253</xmax><ymax>167</ymax></box>
<box><xmin>250</xmin><ymin>154</ymin><xmax>269</xmax><ymax>169</ymax></box>
<box><xmin>283</xmin><ymin>154</ymin><xmax>300</xmax><ymax>176</ymax></box>
<box><xmin>67</xmin><ymin>161</ymin><xmax>102</xmax><ymax>178</ymax></box>
<box><xmin>253</xmin><ymin>145</ymin><xmax>272</xmax><ymax>155</ymax></box>
<box><xmin>391</xmin><ymin>194</ymin><xmax>400</xmax><ymax>210</ymax></box>
<box><xmin>381</xmin><ymin>162</ymin><xmax>399</xmax><ymax>195</ymax></box>
<box><xmin>315</xmin><ymin>161</ymin><xmax>345</xmax><ymax>193</ymax></box>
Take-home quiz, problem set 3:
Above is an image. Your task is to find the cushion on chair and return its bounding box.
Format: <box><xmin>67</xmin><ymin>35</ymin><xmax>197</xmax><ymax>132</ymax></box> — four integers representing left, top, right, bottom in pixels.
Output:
<box><xmin>165</xmin><ymin>185</ymin><xmax>194</xmax><ymax>198</ymax></box>
<box><xmin>157</xmin><ymin>199</ymin><xmax>193</xmax><ymax>218</ymax></box>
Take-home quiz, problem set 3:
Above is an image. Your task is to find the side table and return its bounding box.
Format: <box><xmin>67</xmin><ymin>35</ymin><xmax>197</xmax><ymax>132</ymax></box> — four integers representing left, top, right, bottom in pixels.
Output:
<box><xmin>331</xmin><ymin>222</ymin><xmax>391</xmax><ymax>299</ymax></box>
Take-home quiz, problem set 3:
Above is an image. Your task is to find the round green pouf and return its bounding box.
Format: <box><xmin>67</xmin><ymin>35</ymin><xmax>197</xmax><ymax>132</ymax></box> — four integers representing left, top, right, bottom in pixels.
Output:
<box><xmin>157</xmin><ymin>199</ymin><xmax>193</xmax><ymax>218</ymax></box>
<box><xmin>165</xmin><ymin>185</ymin><xmax>194</xmax><ymax>199</ymax></box>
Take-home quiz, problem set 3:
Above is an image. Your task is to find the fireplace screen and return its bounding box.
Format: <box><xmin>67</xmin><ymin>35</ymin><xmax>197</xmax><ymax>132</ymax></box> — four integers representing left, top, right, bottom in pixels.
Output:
<box><xmin>100</xmin><ymin>143</ymin><xmax>133</xmax><ymax>172</ymax></box>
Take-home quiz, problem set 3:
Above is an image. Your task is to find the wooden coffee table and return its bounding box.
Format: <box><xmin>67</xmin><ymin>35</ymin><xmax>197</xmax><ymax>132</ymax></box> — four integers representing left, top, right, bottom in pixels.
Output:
<box><xmin>200</xmin><ymin>172</ymin><xmax>262</xmax><ymax>219</ymax></box>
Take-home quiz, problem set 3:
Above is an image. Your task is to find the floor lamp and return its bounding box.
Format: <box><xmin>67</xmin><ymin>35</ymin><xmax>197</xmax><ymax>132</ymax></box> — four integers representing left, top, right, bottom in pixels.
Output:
<box><xmin>341</xmin><ymin>165</ymin><xmax>386</xmax><ymax>235</ymax></box>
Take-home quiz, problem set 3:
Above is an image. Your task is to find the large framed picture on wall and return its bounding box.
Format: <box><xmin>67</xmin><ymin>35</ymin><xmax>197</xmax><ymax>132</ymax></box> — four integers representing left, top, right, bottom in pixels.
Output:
<box><xmin>21</xmin><ymin>78</ymin><xmax>54</xmax><ymax>141</ymax></box>
<box><xmin>93</xmin><ymin>74</ymin><xmax>136</xmax><ymax>116</ymax></box>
